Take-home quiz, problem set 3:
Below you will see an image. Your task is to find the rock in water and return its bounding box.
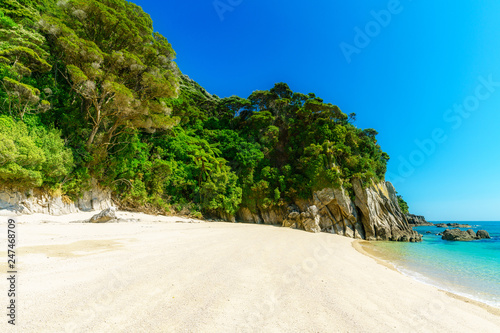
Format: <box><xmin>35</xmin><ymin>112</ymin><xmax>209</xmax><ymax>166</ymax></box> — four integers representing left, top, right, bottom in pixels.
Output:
<box><xmin>89</xmin><ymin>207</ymin><xmax>116</xmax><ymax>223</ymax></box>
<box><xmin>447</xmin><ymin>223</ymin><xmax>472</xmax><ymax>228</ymax></box>
<box><xmin>442</xmin><ymin>228</ymin><xmax>477</xmax><ymax>241</ymax></box>
<box><xmin>476</xmin><ymin>230</ymin><xmax>491</xmax><ymax>239</ymax></box>
<box><xmin>442</xmin><ymin>228</ymin><xmax>492</xmax><ymax>241</ymax></box>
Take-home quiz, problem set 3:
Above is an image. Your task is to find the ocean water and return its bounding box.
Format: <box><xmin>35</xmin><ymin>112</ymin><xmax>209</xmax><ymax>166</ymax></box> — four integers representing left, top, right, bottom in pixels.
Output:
<box><xmin>367</xmin><ymin>222</ymin><xmax>500</xmax><ymax>307</ymax></box>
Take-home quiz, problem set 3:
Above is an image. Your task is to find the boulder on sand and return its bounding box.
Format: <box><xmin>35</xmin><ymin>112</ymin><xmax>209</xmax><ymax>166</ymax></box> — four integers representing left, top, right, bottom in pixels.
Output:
<box><xmin>89</xmin><ymin>207</ymin><xmax>117</xmax><ymax>223</ymax></box>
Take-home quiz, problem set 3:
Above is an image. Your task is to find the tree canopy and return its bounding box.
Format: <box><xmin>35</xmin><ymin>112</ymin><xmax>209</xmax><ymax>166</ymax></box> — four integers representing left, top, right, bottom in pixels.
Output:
<box><xmin>0</xmin><ymin>0</ymin><xmax>391</xmax><ymax>218</ymax></box>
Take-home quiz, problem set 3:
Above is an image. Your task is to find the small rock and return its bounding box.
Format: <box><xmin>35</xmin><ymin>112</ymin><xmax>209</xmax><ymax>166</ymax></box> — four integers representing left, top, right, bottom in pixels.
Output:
<box><xmin>89</xmin><ymin>207</ymin><xmax>116</xmax><ymax>223</ymax></box>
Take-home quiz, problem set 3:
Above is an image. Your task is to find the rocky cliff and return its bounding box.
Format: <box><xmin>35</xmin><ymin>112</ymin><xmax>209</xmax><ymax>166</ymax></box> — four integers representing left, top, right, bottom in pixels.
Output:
<box><xmin>236</xmin><ymin>179</ymin><xmax>422</xmax><ymax>242</ymax></box>
<box><xmin>405</xmin><ymin>214</ymin><xmax>433</xmax><ymax>226</ymax></box>
<box><xmin>2</xmin><ymin>176</ymin><xmax>420</xmax><ymax>242</ymax></box>
<box><xmin>0</xmin><ymin>180</ymin><xmax>112</xmax><ymax>216</ymax></box>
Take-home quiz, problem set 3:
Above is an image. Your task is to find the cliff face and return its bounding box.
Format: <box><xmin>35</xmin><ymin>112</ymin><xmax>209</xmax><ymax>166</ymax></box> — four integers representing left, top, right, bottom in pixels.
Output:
<box><xmin>2</xmin><ymin>176</ymin><xmax>420</xmax><ymax>242</ymax></box>
<box><xmin>0</xmin><ymin>180</ymin><xmax>112</xmax><ymax>216</ymax></box>
<box><xmin>236</xmin><ymin>180</ymin><xmax>422</xmax><ymax>242</ymax></box>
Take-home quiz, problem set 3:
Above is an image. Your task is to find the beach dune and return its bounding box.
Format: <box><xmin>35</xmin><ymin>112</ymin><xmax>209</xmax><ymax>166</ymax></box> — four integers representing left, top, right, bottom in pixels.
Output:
<box><xmin>2</xmin><ymin>211</ymin><xmax>499</xmax><ymax>332</ymax></box>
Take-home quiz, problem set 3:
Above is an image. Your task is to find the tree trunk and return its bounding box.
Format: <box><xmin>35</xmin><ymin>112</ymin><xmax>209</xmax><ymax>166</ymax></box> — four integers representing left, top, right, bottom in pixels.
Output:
<box><xmin>87</xmin><ymin>125</ymin><xmax>99</xmax><ymax>149</ymax></box>
<box><xmin>87</xmin><ymin>102</ymin><xmax>101</xmax><ymax>150</ymax></box>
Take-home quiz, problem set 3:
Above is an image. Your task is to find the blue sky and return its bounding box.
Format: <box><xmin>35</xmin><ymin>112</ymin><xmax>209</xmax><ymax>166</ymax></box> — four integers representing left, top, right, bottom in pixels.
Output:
<box><xmin>133</xmin><ymin>0</ymin><xmax>500</xmax><ymax>221</ymax></box>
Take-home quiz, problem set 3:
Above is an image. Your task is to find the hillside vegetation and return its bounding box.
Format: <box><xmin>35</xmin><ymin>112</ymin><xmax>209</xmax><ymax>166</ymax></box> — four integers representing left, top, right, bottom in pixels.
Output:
<box><xmin>0</xmin><ymin>0</ymin><xmax>395</xmax><ymax>218</ymax></box>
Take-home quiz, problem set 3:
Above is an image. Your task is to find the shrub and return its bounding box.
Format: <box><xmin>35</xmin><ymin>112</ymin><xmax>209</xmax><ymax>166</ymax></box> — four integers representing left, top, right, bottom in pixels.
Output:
<box><xmin>0</xmin><ymin>115</ymin><xmax>73</xmax><ymax>188</ymax></box>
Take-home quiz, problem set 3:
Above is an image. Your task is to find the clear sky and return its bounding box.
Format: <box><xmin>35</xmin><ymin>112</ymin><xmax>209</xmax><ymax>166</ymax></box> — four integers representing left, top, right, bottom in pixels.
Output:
<box><xmin>132</xmin><ymin>0</ymin><xmax>500</xmax><ymax>221</ymax></box>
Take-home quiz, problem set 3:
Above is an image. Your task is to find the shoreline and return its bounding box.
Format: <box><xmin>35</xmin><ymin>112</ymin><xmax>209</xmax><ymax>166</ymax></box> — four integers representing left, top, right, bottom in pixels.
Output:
<box><xmin>353</xmin><ymin>240</ymin><xmax>500</xmax><ymax>317</ymax></box>
<box><xmin>2</xmin><ymin>210</ymin><xmax>500</xmax><ymax>332</ymax></box>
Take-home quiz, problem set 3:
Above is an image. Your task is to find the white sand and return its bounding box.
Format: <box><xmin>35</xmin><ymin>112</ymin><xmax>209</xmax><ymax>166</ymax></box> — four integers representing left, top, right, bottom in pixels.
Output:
<box><xmin>1</xmin><ymin>211</ymin><xmax>499</xmax><ymax>332</ymax></box>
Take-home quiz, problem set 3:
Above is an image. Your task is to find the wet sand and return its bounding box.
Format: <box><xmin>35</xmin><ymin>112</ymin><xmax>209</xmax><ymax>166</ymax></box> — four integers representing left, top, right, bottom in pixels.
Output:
<box><xmin>354</xmin><ymin>240</ymin><xmax>500</xmax><ymax>317</ymax></box>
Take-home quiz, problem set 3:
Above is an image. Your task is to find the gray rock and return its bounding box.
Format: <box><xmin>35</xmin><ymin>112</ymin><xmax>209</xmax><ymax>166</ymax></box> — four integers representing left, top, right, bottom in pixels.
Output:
<box><xmin>300</xmin><ymin>205</ymin><xmax>321</xmax><ymax>233</ymax></box>
<box><xmin>314</xmin><ymin>188</ymin><xmax>335</xmax><ymax>207</ymax></box>
<box><xmin>89</xmin><ymin>207</ymin><xmax>117</xmax><ymax>223</ymax></box>
<box><xmin>283</xmin><ymin>211</ymin><xmax>300</xmax><ymax>228</ymax></box>
<box><xmin>476</xmin><ymin>230</ymin><xmax>491</xmax><ymax>239</ymax></box>
<box><xmin>0</xmin><ymin>179</ymin><xmax>112</xmax><ymax>216</ymax></box>
<box><xmin>353</xmin><ymin>179</ymin><xmax>421</xmax><ymax>242</ymax></box>
<box><xmin>76</xmin><ymin>179</ymin><xmax>113</xmax><ymax>211</ymax></box>
<box><xmin>466</xmin><ymin>229</ymin><xmax>477</xmax><ymax>239</ymax></box>
<box><xmin>219</xmin><ymin>211</ymin><xmax>235</xmax><ymax>223</ymax></box>
<box><xmin>447</xmin><ymin>223</ymin><xmax>472</xmax><ymax>228</ymax></box>
<box><xmin>385</xmin><ymin>181</ymin><xmax>399</xmax><ymax>207</ymax></box>
<box><xmin>442</xmin><ymin>228</ymin><xmax>477</xmax><ymax>241</ymax></box>
<box><xmin>237</xmin><ymin>179</ymin><xmax>422</xmax><ymax>242</ymax></box>
<box><xmin>236</xmin><ymin>207</ymin><xmax>262</xmax><ymax>224</ymax></box>
<box><xmin>235</xmin><ymin>206</ymin><xmax>285</xmax><ymax>225</ymax></box>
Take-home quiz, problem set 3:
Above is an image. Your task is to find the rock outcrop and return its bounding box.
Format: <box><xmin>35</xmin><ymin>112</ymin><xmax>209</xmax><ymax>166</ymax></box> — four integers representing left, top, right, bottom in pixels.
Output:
<box><xmin>435</xmin><ymin>223</ymin><xmax>472</xmax><ymax>228</ymax></box>
<box><xmin>352</xmin><ymin>179</ymin><xmax>421</xmax><ymax>241</ymax></box>
<box><xmin>0</xmin><ymin>180</ymin><xmax>112</xmax><ymax>216</ymax></box>
<box><xmin>236</xmin><ymin>206</ymin><xmax>286</xmax><ymax>225</ymax></box>
<box><xmin>405</xmin><ymin>214</ymin><xmax>433</xmax><ymax>226</ymax></box>
<box><xmin>442</xmin><ymin>228</ymin><xmax>491</xmax><ymax>241</ymax></box>
<box><xmin>237</xmin><ymin>180</ymin><xmax>422</xmax><ymax>242</ymax></box>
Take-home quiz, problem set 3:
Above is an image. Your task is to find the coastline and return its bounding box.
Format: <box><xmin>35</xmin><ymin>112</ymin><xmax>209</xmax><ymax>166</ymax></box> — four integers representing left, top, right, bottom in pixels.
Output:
<box><xmin>352</xmin><ymin>240</ymin><xmax>399</xmax><ymax>272</ymax></box>
<box><xmin>353</xmin><ymin>240</ymin><xmax>500</xmax><ymax>317</ymax></box>
<box><xmin>2</xmin><ymin>211</ymin><xmax>500</xmax><ymax>332</ymax></box>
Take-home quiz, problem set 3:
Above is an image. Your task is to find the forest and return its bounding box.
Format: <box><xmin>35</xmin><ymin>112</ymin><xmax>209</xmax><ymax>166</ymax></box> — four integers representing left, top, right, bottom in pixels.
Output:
<box><xmin>0</xmin><ymin>0</ymin><xmax>402</xmax><ymax>218</ymax></box>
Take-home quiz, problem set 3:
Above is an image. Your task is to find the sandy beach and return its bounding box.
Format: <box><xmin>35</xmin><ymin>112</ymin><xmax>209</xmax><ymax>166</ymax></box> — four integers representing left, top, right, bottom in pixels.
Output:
<box><xmin>2</xmin><ymin>211</ymin><xmax>500</xmax><ymax>332</ymax></box>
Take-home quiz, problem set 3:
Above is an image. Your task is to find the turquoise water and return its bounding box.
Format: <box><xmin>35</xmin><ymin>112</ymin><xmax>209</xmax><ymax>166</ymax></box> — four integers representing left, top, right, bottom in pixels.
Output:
<box><xmin>369</xmin><ymin>222</ymin><xmax>500</xmax><ymax>307</ymax></box>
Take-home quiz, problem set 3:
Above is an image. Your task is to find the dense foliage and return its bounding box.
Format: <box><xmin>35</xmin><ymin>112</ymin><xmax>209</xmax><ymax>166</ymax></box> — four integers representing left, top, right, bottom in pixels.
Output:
<box><xmin>0</xmin><ymin>115</ymin><xmax>73</xmax><ymax>187</ymax></box>
<box><xmin>397</xmin><ymin>195</ymin><xmax>410</xmax><ymax>215</ymax></box>
<box><xmin>0</xmin><ymin>0</ymin><xmax>391</xmax><ymax>218</ymax></box>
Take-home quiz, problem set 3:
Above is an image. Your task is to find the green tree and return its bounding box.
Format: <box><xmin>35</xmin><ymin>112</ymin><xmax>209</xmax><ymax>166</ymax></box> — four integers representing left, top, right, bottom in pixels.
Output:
<box><xmin>200</xmin><ymin>163</ymin><xmax>242</xmax><ymax>216</ymax></box>
<box><xmin>39</xmin><ymin>0</ymin><xmax>179</xmax><ymax>161</ymax></box>
<box><xmin>0</xmin><ymin>5</ymin><xmax>52</xmax><ymax>119</ymax></box>
<box><xmin>0</xmin><ymin>115</ymin><xmax>73</xmax><ymax>188</ymax></box>
<box><xmin>397</xmin><ymin>195</ymin><xmax>410</xmax><ymax>215</ymax></box>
